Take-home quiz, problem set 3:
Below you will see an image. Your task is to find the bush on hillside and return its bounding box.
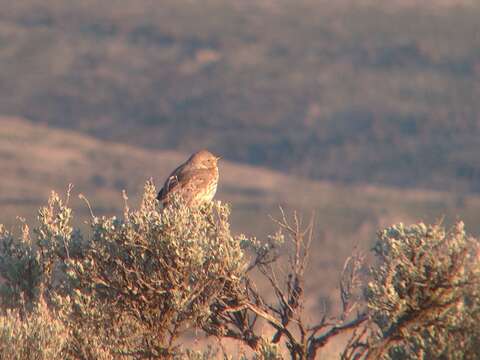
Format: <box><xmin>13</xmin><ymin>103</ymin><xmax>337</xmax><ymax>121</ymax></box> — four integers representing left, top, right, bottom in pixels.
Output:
<box><xmin>344</xmin><ymin>222</ymin><xmax>480</xmax><ymax>359</ymax></box>
<box><xmin>0</xmin><ymin>297</ymin><xmax>68</xmax><ymax>360</ymax></box>
<box><xmin>374</xmin><ymin>222</ymin><xmax>480</xmax><ymax>359</ymax></box>
<box><xmin>0</xmin><ymin>182</ymin><xmax>478</xmax><ymax>359</ymax></box>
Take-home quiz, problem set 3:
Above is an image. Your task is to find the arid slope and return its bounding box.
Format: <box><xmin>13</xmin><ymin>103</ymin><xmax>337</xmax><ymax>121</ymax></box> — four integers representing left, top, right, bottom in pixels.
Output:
<box><xmin>1</xmin><ymin>116</ymin><xmax>480</xmax><ymax>316</ymax></box>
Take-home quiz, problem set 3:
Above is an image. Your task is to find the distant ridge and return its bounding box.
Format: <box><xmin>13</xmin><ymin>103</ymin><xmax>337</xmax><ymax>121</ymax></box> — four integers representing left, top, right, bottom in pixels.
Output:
<box><xmin>1</xmin><ymin>1</ymin><xmax>479</xmax><ymax>192</ymax></box>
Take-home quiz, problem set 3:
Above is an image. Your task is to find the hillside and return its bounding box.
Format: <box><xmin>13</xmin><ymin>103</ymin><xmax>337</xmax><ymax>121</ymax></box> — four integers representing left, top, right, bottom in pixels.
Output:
<box><xmin>2</xmin><ymin>117</ymin><xmax>480</xmax><ymax>320</ymax></box>
<box><xmin>1</xmin><ymin>0</ymin><xmax>479</xmax><ymax>192</ymax></box>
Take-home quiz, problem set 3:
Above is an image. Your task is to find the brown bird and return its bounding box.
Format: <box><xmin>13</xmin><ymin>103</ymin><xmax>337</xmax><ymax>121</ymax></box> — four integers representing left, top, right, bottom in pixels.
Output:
<box><xmin>157</xmin><ymin>150</ymin><xmax>221</xmax><ymax>207</ymax></box>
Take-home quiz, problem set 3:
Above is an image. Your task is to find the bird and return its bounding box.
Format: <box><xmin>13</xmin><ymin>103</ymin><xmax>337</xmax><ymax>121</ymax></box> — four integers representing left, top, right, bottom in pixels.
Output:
<box><xmin>157</xmin><ymin>149</ymin><xmax>221</xmax><ymax>207</ymax></box>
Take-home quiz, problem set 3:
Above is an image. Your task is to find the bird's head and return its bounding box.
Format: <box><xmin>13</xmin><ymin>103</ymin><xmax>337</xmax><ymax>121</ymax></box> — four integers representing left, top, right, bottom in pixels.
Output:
<box><xmin>188</xmin><ymin>149</ymin><xmax>221</xmax><ymax>169</ymax></box>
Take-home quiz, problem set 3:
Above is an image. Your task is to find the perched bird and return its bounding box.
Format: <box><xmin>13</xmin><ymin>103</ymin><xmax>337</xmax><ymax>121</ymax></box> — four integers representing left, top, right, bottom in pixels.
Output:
<box><xmin>157</xmin><ymin>150</ymin><xmax>221</xmax><ymax>207</ymax></box>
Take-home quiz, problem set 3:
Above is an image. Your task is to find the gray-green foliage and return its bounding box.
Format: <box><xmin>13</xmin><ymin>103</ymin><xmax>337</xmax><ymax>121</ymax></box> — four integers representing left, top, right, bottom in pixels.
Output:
<box><xmin>0</xmin><ymin>190</ymin><xmax>82</xmax><ymax>312</ymax></box>
<box><xmin>0</xmin><ymin>298</ymin><xmax>68</xmax><ymax>360</ymax></box>
<box><xmin>250</xmin><ymin>341</ymin><xmax>282</xmax><ymax>360</ymax></box>
<box><xmin>66</xmin><ymin>182</ymin><xmax>247</xmax><ymax>357</ymax></box>
<box><xmin>1</xmin><ymin>182</ymin><xmax>480</xmax><ymax>359</ymax></box>
<box><xmin>0</xmin><ymin>193</ymin><xmax>73</xmax><ymax>359</ymax></box>
<box><xmin>0</xmin><ymin>182</ymin><xmax>250</xmax><ymax>359</ymax></box>
<box><xmin>367</xmin><ymin>221</ymin><xmax>480</xmax><ymax>359</ymax></box>
<box><xmin>0</xmin><ymin>223</ymin><xmax>42</xmax><ymax>311</ymax></box>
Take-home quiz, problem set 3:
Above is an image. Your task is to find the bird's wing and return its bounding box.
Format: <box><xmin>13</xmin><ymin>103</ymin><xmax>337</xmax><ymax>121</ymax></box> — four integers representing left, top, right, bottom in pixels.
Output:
<box><xmin>157</xmin><ymin>163</ymin><xmax>186</xmax><ymax>201</ymax></box>
<box><xmin>158</xmin><ymin>169</ymin><xmax>212</xmax><ymax>204</ymax></box>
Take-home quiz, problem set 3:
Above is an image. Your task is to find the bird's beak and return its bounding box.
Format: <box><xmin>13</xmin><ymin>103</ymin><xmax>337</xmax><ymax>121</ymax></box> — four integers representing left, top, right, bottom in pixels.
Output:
<box><xmin>216</xmin><ymin>156</ymin><xmax>222</xmax><ymax>161</ymax></box>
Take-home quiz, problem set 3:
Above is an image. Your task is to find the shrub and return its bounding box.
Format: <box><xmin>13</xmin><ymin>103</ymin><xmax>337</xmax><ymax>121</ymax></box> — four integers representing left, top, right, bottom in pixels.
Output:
<box><xmin>0</xmin><ymin>182</ymin><xmax>479</xmax><ymax>359</ymax></box>
<box><xmin>64</xmin><ymin>183</ymin><xmax>248</xmax><ymax>358</ymax></box>
<box><xmin>344</xmin><ymin>221</ymin><xmax>480</xmax><ymax>360</ymax></box>
<box><xmin>0</xmin><ymin>297</ymin><xmax>68</xmax><ymax>360</ymax></box>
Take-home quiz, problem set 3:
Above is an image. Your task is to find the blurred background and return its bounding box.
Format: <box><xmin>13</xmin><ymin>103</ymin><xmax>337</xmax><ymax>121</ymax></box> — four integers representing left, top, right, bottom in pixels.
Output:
<box><xmin>1</xmin><ymin>0</ymin><xmax>480</xmax><ymax>354</ymax></box>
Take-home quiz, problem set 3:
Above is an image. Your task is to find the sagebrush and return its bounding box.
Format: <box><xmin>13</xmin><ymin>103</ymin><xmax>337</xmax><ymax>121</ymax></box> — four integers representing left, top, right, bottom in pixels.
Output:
<box><xmin>0</xmin><ymin>182</ymin><xmax>478</xmax><ymax>359</ymax></box>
